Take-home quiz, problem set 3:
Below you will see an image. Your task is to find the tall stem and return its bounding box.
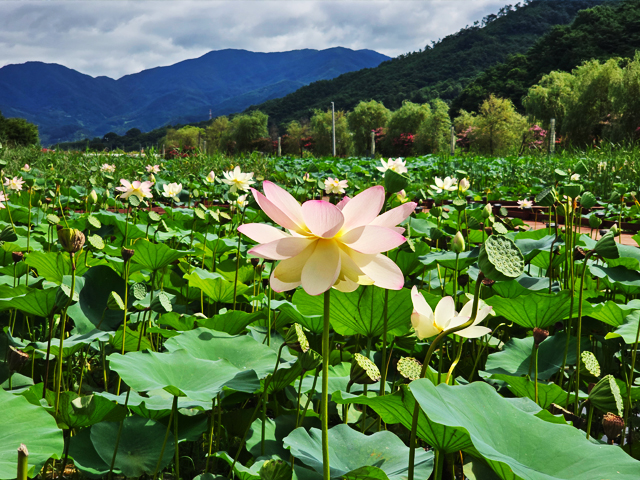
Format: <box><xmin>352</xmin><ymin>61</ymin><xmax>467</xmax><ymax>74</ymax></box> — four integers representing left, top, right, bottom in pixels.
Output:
<box><xmin>116</xmin><ymin>259</ymin><xmax>131</xmax><ymax>396</ymax></box>
<box><xmin>574</xmin><ymin>251</ymin><xmax>593</xmax><ymax>414</ymax></box>
<box><xmin>321</xmin><ymin>290</ymin><xmax>331</xmax><ymax>480</ymax></box>
<box><xmin>54</xmin><ymin>253</ymin><xmax>76</xmax><ymax>416</ymax></box>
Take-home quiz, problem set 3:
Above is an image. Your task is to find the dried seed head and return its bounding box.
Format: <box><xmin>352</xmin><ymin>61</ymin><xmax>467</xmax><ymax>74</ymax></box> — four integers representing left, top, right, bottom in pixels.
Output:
<box><xmin>250</xmin><ymin>258</ymin><xmax>260</xmax><ymax>267</ymax></box>
<box><xmin>602</xmin><ymin>413</ymin><xmax>625</xmax><ymax>441</ymax></box>
<box><xmin>533</xmin><ymin>327</ymin><xmax>549</xmax><ymax>347</ymax></box>
<box><xmin>8</xmin><ymin>346</ymin><xmax>29</xmax><ymax>373</ymax></box>
<box><xmin>481</xmin><ymin>278</ymin><xmax>495</xmax><ymax>287</ymax></box>
<box><xmin>57</xmin><ymin>228</ymin><xmax>85</xmax><ymax>253</ymax></box>
<box><xmin>11</xmin><ymin>251</ymin><xmax>24</xmax><ymax>263</ymax></box>
<box><xmin>121</xmin><ymin>248</ymin><xmax>135</xmax><ymax>262</ymax></box>
<box><xmin>574</xmin><ymin>247</ymin><xmax>586</xmax><ymax>261</ymax></box>
<box><xmin>457</xmin><ymin>274</ymin><xmax>469</xmax><ymax>288</ymax></box>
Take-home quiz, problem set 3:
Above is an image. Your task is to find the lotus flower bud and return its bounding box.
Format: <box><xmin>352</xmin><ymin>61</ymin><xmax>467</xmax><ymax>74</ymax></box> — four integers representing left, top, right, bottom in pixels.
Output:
<box><xmin>459</xmin><ymin>178</ymin><xmax>470</xmax><ymax>193</ymax></box>
<box><xmin>88</xmin><ymin>189</ymin><xmax>98</xmax><ymax>204</ymax></box>
<box><xmin>602</xmin><ymin>413</ymin><xmax>625</xmax><ymax>442</ymax></box>
<box><xmin>349</xmin><ymin>353</ymin><xmax>381</xmax><ymax>386</ymax></box>
<box><xmin>451</xmin><ymin>231</ymin><xmax>465</xmax><ymax>253</ymax></box>
<box><xmin>532</xmin><ymin>327</ymin><xmax>549</xmax><ymax>347</ymax></box>
<box><xmin>121</xmin><ymin>248</ymin><xmax>135</xmax><ymax>262</ymax></box>
<box><xmin>482</xmin><ymin>203</ymin><xmax>492</xmax><ymax>219</ymax></box>
<box><xmin>149</xmin><ymin>174</ymin><xmax>156</xmax><ymax>184</ymax></box>
<box><xmin>11</xmin><ymin>251</ymin><xmax>24</xmax><ymax>263</ymax></box>
<box><xmin>610</xmin><ymin>224</ymin><xmax>620</xmax><ymax>236</ymax></box>
<box><xmin>284</xmin><ymin>323</ymin><xmax>309</xmax><ymax>353</ymax></box>
<box><xmin>57</xmin><ymin>228</ymin><xmax>85</xmax><ymax>254</ymax></box>
<box><xmin>430</xmin><ymin>206</ymin><xmax>442</xmax><ymax>218</ymax></box>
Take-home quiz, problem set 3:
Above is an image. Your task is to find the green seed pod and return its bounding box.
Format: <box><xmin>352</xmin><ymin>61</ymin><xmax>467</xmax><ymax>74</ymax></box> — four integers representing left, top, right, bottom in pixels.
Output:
<box><xmin>581</xmin><ymin>351</ymin><xmax>601</xmax><ymax>377</ymax></box>
<box><xmin>397</xmin><ymin>357</ymin><xmax>422</xmax><ymax>381</ymax></box>
<box><xmin>107</xmin><ymin>291</ymin><xmax>125</xmax><ymax>311</ymax></box>
<box><xmin>284</xmin><ymin>323</ymin><xmax>309</xmax><ymax>353</ymax></box>
<box><xmin>57</xmin><ymin>228</ymin><xmax>85</xmax><ymax>254</ymax></box>
<box><xmin>478</xmin><ymin>235</ymin><xmax>524</xmax><ymax>282</ymax></box>
<box><xmin>259</xmin><ymin>459</ymin><xmax>293</xmax><ymax>480</ymax></box>
<box><xmin>349</xmin><ymin>353</ymin><xmax>381</xmax><ymax>386</ymax></box>
<box><xmin>299</xmin><ymin>349</ymin><xmax>322</xmax><ymax>372</ymax></box>
<box><xmin>580</xmin><ymin>191</ymin><xmax>596</xmax><ymax>210</ymax></box>
<box><xmin>589</xmin><ymin>374</ymin><xmax>623</xmax><ymax>417</ymax></box>
<box><xmin>589</xmin><ymin>215</ymin><xmax>602</xmax><ymax>230</ymax></box>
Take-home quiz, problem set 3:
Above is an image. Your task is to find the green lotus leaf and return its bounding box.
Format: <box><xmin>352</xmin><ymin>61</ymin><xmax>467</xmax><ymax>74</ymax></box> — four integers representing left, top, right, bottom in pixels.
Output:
<box><xmin>535</xmin><ymin>185</ymin><xmax>556</xmax><ymax>207</ymax></box>
<box><xmin>55</xmin><ymin>391</ymin><xmax>127</xmax><ymax>429</ymax></box>
<box><xmin>68</xmin><ymin>427</ymin><xmax>120</xmax><ymax>478</ymax></box>
<box><xmin>292</xmin><ymin>285</ymin><xmax>412</xmax><ymax>337</ymax></box>
<box><xmin>303</xmin><ymin>362</ymin><xmax>388</xmax><ymax>396</ymax></box>
<box><xmin>131</xmin><ymin>239</ymin><xmax>190</xmax><ymax>271</ymax></box>
<box><xmin>418</xmin><ymin>247</ymin><xmax>479</xmax><ymax>270</ymax></box>
<box><xmin>580</xmin><ymin>191</ymin><xmax>597</xmax><ymax>209</ymax></box>
<box><xmin>384</xmin><ymin>169</ymin><xmax>409</xmax><ymax>194</ymax></box>
<box><xmin>0</xmin><ymin>388</ymin><xmax>64</xmax><ymax>479</ymax></box>
<box><xmin>0</xmin><ymin>287</ymin><xmax>58</xmax><ymax>317</ymax></box>
<box><xmin>490</xmin><ymin>374</ymin><xmax>580</xmax><ymax>409</ymax></box>
<box><xmin>593</xmin><ymin>232</ymin><xmax>619</xmax><ymax>259</ymax></box>
<box><xmin>165</xmin><ymin>328</ymin><xmax>278</xmax><ymax>379</ymax></box>
<box><xmin>590</xmin><ymin>265</ymin><xmax>640</xmax><ymax>295</ymax></box>
<box><xmin>25</xmin><ymin>251</ymin><xmax>93</xmax><ymax>284</ymax></box>
<box><xmin>283</xmin><ymin>423</ymin><xmax>434</xmax><ymax>480</ymax></box>
<box><xmin>607</xmin><ymin>310</ymin><xmax>640</xmax><ymax>343</ymax></box>
<box><xmin>185</xmin><ymin>268</ymin><xmax>249</xmax><ymax>303</ymax></box>
<box><xmin>196</xmin><ymin>310</ymin><xmax>265</xmax><ymax>336</ymax></box>
<box><xmin>90</xmin><ymin>415</ymin><xmax>173</xmax><ymax>478</ymax></box>
<box><xmin>246</xmin><ymin>415</ymin><xmax>320</xmax><ymax>461</ymax></box>
<box><xmin>410</xmin><ymin>380</ymin><xmax>640</xmax><ymax>479</ymax></box>
<box><xmin>589</xmin><ymin>374</ymin><xmax>624</xmax><ymax>416</ymax></box>
<box><xmin>485</xmin><ymin>290</ymin><xmax>582</xmax><ymax>328</ymax></box>
<box><xmin>109</xmin><ymin>325</ymin><xmax>152</xmax><ymax>352</ymax></box>
<box><xmin>108</xmin><ymin>349</ymin><xmax>260</xmax><ymax>401</ymax></box>
<box><xmin>584</xmin><ymin>300</ymin><xmax>640</xmax><ymax>327</ymax></box>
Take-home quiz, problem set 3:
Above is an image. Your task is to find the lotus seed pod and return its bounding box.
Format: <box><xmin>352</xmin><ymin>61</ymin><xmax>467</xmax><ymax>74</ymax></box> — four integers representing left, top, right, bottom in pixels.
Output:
<box><xmin>88</xmin><ymin>189</ymin><xmax>99</xmax><ymax>204</ymax></box>
<box><xmin>57</xmin><ymin>228</ymin><xmax>85</xmax><ymax>254</ymax></box>
<box><xmin>350</xmin><ymin>353</ymin><xmax>381</xmax><ymax>386</ymax></box>
<box><xmin>602</xmin><ymin>413</ymin><xmax>625</xmax><ymax>442</ymax></box>
<box><xmin>11</xmin><ymin>251</ymin><xmax>24</xmax><ymax>263</ymax></box>
<box><xmin>121</xmin><ymin>247</ymin><xmax>135</xmax><ymax>262</ymax></box>
<box><xmin>430</xmin><ymin>206</ymin><xmax>442</xmax><ymax>218</ymax></box>
<box><xmin>589</xmin><ymin>374</ymin><xmax>624</xmax><ymax>417</ymax></box>
<box><xmin>299</xmin><ymin>349</ymin><xmax>322</xmax><ymax>372</ymax></box>
<box><xmin>284</xmin><ymin>323</ymin><xmax>309</xmax><ymax>353</ymax></box>
<box><xmin>532</xmin><ymin>327</ymin><xmax>549</xmax><ymax>347</ymax></box>
<box><xmin>478</xmin><ymin>235</ymin><xmax>525</xmax><ymax>282</ymax></box>
<box><xmin>482</xmin><ymin>203</ymin><xmax>492</xmax><ymax>219</ymax></box>
<box><xmin>397</xmin><ymin>356</ymin><xmax>423</xmax><ymax>381</ymax></box>
<box><xmin>451</xmin><ymin>231</ymin><xmax>465</xmax><ymax>253</ymax></box>
<box><xmin>107</xmin><ymin>291</ymin><xmax>125</xmax><ymax>311</ymax></box>
<box><xmin>457</xmin><ymin>274</ymin><xmax>469</xmax><ymax>287</ymax></box>
<box><xmin>8</xmin><ymin>346</ymin><xmax>29</xmax><ymax>373</ymax></box>
<box><xmin>581</xmin><ymin>351</ymin><xmax>601</xmax><ymax>377</ymax></box>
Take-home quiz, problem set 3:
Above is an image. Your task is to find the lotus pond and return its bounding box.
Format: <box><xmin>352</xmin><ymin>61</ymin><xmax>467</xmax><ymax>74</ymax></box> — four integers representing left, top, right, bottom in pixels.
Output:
<box><xmin>2</xmin><ymin>150</ymin><xmax>640</xmax><ymax>480</ymax></box>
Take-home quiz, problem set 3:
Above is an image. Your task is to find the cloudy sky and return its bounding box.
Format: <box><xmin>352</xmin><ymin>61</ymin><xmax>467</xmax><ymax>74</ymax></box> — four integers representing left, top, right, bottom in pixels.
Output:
<box><xmin>0</xmin><ymin>1</ymin><xmax>507</xmax><ymax>79</ymax></box>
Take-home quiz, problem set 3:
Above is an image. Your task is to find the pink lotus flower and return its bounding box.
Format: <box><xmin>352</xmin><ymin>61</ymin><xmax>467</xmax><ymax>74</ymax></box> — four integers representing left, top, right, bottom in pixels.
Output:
<box><xmin>115</xmin><ymin>179</ymin><xmax>153</xmax><ymax>201</ymax></box>
<box><xmin>0</xmin><ymin>192</ymin><xmax>6</xmax><ymax>209</ymax></box>
<box><xmin>146</xmin><ymin>164</ymin><xmax>161</xmax><ymax>174</ymax></box>
<box><xmin>4</xmin><ymin>176</ymin><xmax>24</xmax><ymax>192</ymax></box>
<box><xmin>238</xmin><ymin>182</ymin><xmax>416</xmax><ymax>295</ymax></box>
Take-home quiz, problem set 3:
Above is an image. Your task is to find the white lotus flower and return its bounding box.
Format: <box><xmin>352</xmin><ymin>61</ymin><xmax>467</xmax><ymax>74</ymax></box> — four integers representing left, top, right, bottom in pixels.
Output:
<box><xmin>0</xmin><ymin>192</ymin><xmax>6</xmax><ymax>209</ymax></box>
<box><xmin>116</xmin><ymin>179</ymin><xmax>153</xmax><ymax>200</ymax></box>
<box><xmin>162</xmin><ymin>182</ymin><xmax>182</xmax><ymax>200</ymax></box>
<box><xmin>459</xmin><ymin>178</ymin><xmax>470</xmax><ymax>193</ymax></box>
<box><xmin>377</xmin><ymin>158</ymin><xmax>408</xmax><ymax>174</ymax></box>
<box><xmin>146</xmin><ymin>165</ymin><xmax>160</xmax><ymax>174</ymax></box>
<box><xmin>222</xmin><ymin>166</ymin><xmax>255</xmax><ymax>193</ymax></box>
<box><xmin>430</xmin><ymin>176</ymin><xmax>458</xmax><ymax>193</ymax></box>
<box><xmin>100</xmin><ymin>164</ymin><xmax>116</xmax><ymax>174</ymax></box>
<box><xmin>571</xmin><ymin>173</ymin><xmax>580</xmax><ymax>181</ymax></box>
<box><xmin>324</xmin><ymin>177</ymin><xmax>349</xmax><ymax>195</ymax></box>
<box><xmin>517</xmin><ymin>199</ymin><xmax>533</xmax><ymax>209</ymax></box>
<box><xmin>4</xmin><ymin>176</ymin><xmax>24</xmax><ymax>192</ymax></box>
<box><xmin>205</xmin><ymin>171</ymin><xmax>216</xmax><ymax>184</ymax></box>
<box><xmin>233</xmin><ymin>194</ymin><xmax>248</xmax><ymax>209</ymax></box>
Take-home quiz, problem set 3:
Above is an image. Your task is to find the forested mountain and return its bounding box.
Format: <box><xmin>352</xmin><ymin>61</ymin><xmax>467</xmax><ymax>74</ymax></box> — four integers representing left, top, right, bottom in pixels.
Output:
<box><xmin>0</xmin><ymin>48</ymin><xmax>388</xmax><ymax>145</ymax></box>
<box><xmin>245</xmin><ymin>0</ymin><xmax>612</xmax><ymax>128</ymax></box>
<box><xmin>452</xmin><ymin>0</ymin><xmax>640</xmax><ymax>113</ymax></box>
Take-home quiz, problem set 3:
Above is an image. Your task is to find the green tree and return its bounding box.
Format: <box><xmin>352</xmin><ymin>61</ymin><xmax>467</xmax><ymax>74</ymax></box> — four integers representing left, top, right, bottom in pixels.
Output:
<box><xmin>0</xmin><ymin>116</ymin><xmax>40</xmax><ymax>147</ymax></box>
<box><xmin>385</xmin><ymin>101</ymin><xmax>431</xmax><ymax>155</ymax></box>
<box><xmin>415</xmin><ymin>99</ymin><xmax>451</xmax><ymax>154</ymax></box>
<box><xmin>283</xmin><ymin>120</ymin><xmax>310</xmax><ymax>155</ymax></box>
<box><xmin>347</xmin><ymin>100</ymin><xmax>390</xmax><ymax>155</ymax></box>
<box><xmin>165</xmin><ymin>126</ymin><xmax>205</xmax><ymax>149</ymax></box>
<box><xmin>204</xmin><ymin>116</ymin><xmax>231</xmax><ymax>153</ymax></box>
<box><xmin>229</xmin><ymin>110</ymin><xmax>269</xmax><ymax>152</ymax></box>
<box><xmin>309</xmin><ymin>109</ymin><xmax>352</xmax><ymax>156</ymax></box>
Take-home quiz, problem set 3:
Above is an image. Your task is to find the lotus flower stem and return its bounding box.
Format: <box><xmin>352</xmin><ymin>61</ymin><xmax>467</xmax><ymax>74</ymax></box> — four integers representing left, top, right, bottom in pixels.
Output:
<box><xmin>174</xmin><ymin>395</ymin><xmax>180</xmax><ymax>480</ymax></box>
<box><xmin>116</xmin><ymin>258</ymin><xmax>131</xmax><ymax>396</ymax></box>
<box><xmin>574</xmin><ymin>250</ymin><xmax>594</xmax><ymax>414</ymax></box>
<box><xmin>262</xmin><ymin>343</ymin><xmax>284</xmax><ymax>455</ymax></box>
<box><xmin>622</xmin><ymin>304</ymin><xmax>640</xmax><ymax>445</ymax></box>
<box><xmin>407</xmin><ymin>273</ymin><xmax>483</xmax><ymax>480</ymax></box>
<box><xmin>232</xmin><ymin>208</ymin><xmax>246</xmax><ymax>311</ymax></box>
<box><xmin>17</xmin><ymin>444</ymin><xmax>28</xmax><ymax>480</ymax></box>
<box><xmin>321</xmin><ymin>289</ymin><xmax>331</xmax><ymax>480</ymax></box>
<box><xmin>108</xmin><ymin>389</ymin><xmax>132</xmax><ymax>480</ymax></box>
<box><xmin>54</xmin><ymin>253</ymin><xmax>76</xmax><ymax>416</ymax></box>
<box><xmin>445</xmin><ymin>336</ymin><xmax>464</xmax><ymax>385</ymax></box>
<box><xmin>586</xmin><ymin>403</ymin><xmax>594</xmax><ymax>439</ymax></box>
<box><xmin>433</xmin><ymin>449</ymin><xmax>444</xmax><ymax>480</ymax></box>
<box><xmin>534</xmin><ymin>346</ymin><xmax>540</xmax><ymax>405</ymax></box>
<box><xmin>300</xmin><ymin>370</ymin><xmax>319</xmax><ymax>426</ymax></box>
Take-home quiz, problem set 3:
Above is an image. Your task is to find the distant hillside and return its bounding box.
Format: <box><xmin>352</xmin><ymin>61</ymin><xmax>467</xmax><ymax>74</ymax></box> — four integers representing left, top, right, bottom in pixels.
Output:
<box><xmin>245</xmin><ymin>0</ymin><xmax>612</xmax><ymax>128</ymax></box>
<box><xmin>451</xmin><ymin>0</ymin><xmax>640</xmax><ymax>113</ymax></box>
<box><xmin>0</xmin><ymin>47</ymin><xmax>389</xmax><ymax>145</ymax></box>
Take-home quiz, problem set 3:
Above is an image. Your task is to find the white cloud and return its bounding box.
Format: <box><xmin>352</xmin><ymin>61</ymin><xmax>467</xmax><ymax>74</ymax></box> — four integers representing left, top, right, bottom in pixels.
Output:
<box><xmin>0</xmin><ymin>0</ymin><xmax>506</xmax><ymax>78</ymax></box>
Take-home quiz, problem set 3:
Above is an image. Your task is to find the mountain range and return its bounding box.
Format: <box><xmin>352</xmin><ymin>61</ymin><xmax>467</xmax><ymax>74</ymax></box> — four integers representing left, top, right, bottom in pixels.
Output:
<box><xmin>0</xmin><ymin>48</ymin><xmax>389</xmax><ymax>145</ymax></box>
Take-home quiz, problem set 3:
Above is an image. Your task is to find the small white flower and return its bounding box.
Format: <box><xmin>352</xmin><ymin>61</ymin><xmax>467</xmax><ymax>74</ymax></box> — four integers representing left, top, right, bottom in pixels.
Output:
<box><xmin>21</xmin><ymin>164</ymin><xmax>31</xmax><ymax>172</ymax></box>
<box><xmin>517</xmin><ymin>199</ymin><xmax>533</xmax><ymax>209</ymax></box>
<box><xmin>377</xmin><ymin>158</ymin><xmax>408</xmax><ymax>174</ymax></box>
<box><xmin>570</xmin><ymin>173</ymin><xmax>580</xmax><ymax>181</ymax></box>
<box><xmin>162</xmin><ymin>182</ymin><xmax>182</xmax><ymax>200</ymax></box>
<box><xmin>430</xmin><ymin>176</ymin><xmax>457</xmax><ymax>193</ymax></box>
<box><xmin>205</xmin><ymin>171</ymin><xmax>216</xmax><ymax>184</ymax></box>
<box><xmin>459</xmin><ymin>178</ymin><xmax>470</xmax><ymax>193</ymax></box>
<box><xmin>4</xmin><ymin>176</ymin><xmax>24</xmax><ymax>192</ymax></box>
<box><xmin>234</xmin><ymin>194</ymin><xmax>248</xmax><ymax>209</ymax></box>
<box><xmin>222</xmin><ymin>166</ymin><xmax>255</xmax><ymax>193</ymax></box>
<box><xmin>146</xmin><ymin>164</ymin><xmax>160</xmax><ymax>174</ymax></box>
<box><xmin>100</xmin><ymin>164</ymin><xmax>116</xmax><ymax>174</ymax></box>
<box><xmin>324</xmin><ymin>177</ymin><xmax>349</xmax><ymax>194</ymax></box>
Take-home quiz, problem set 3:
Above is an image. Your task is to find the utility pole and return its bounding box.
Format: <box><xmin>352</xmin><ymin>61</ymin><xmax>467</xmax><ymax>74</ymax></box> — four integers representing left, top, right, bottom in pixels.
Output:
<box><xmin>371</xmin><ymin>130</ymin><xmax>376</xmax><ymax>157</ymax></box>
<box><xmin>549</xmin><ymin>118</ymin><xmax>556</xmax><ymax>154</ymax></box>
<box><xmin>450</xmin><ymin>126</ymin><xmax>456</xmax><ymax>156</ymax></box>
<box><xmin>278</xmin><ymin>137</ymin><xmax>282</xmax><ymax>156</ymax></box>
<box><xmin>331</xmin><ymin>102</ymin><xmax>336</xmax><ymax>157</ymax></box>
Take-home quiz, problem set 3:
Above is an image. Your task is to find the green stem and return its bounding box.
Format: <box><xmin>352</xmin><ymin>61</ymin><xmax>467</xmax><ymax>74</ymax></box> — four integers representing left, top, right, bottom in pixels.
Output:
<box><xmin>321</xmin><ymin>289</ymin><xmax>331</xmax><ymax>480</ymax></box>
<box><xmin>445</xmin><ymin>336</ymin><xmax>464</xmax><ymax>385</ymax></box>
<box><xmin>153</xmin><ymin>396</ymin><xmax>176</xmax><ymax>480</ymax></box>
<box><xmin>116</xmin><ymin>259</ymin><xmax>131</xmax><ymax>396</ymax></box>
<box><xmin>262</xmin><ymin>344</ymin><xmax>284</xmax><ymax>455</ymax></box>
<box><xmin>534</xmin><ymin>346</ymin><xmax>540</xmax><ymax>405</ymax></box>
<box><xmin>108</xmin><ymin>389</ymin><xmax>132</xmax><ymax>480</ymax></box>
<box><xmin>205</xmin><ymin>396</ymin><xmax>216</xmax><ymax>473</ymax></box>
<box><xmin>407</xmin><ymin>273</ymin><xmax>483</xmax><ymax>480</ymax></box>
<box><xmin>232</xmin><ymin>209</ymin><xmax>246</xmax><ymax>310</ymax></box>
<box><xmin>586</xmin><ymin>403</ymin><xmax>594</xmax><ymax>439</ymax></box>
<box><xmin>623</xmin><ymin>297</ymin><xmax>640</xmax><ymax>444</ymax></box>
<box><xmin>174</xmin><ymin>394</ymin><xmax>180</xmax><ymax>480</ymax></box>
<box><xmin>574</xmin><ymin>251</ymin><xmax>594</xmax><ymax>414</ymax></box>
<box><xmin>433</xmin><ymin>449</ymin><xmax>444</xmax><ymax>480</ymax></box>
<box><xmin>54</xmin><ymin>253</ymin><xmax>76</xmax><ymax>416</ymax></box>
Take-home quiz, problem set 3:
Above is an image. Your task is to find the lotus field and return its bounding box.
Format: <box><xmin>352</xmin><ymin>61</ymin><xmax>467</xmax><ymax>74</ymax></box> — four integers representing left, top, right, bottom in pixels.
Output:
<box><xmin>4</xmin><ymin>149</ymin><xmax>640</xmax><ymax>480</ymax></box>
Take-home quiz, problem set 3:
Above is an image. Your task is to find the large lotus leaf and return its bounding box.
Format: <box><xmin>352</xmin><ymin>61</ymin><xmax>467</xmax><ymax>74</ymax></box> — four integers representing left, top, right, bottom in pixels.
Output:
<box><xmin>584</xmin><ymin>299</ymin><xmax>640</xmax><ymax>328</ymax></box>
<box><xmin>165</xmin><ymin>328</ymin><xmax>278</xmax><ymax>378</ymax></box>
<box><xmin>55</xmin><ymin>391</ymin><xmax>126</xmax><ymax>429</ymax></box>
<box><xmin>16</xmin><ymin>330</ymin><xmax>110</xmax><ymax>359</ymax></box>
<box><xmin>514</xmin><ymin>234</ymin><xmax>558</xmax><ymax>262</ymax></box>
<box><xmin>0</xmin><ymin>287</ymin><xmax>58</xmax><ymax>317</ymax></box>
<box><xmin>483</xmin><ymin>332</ymin><xmax>583</xmax><ymax>381</ymax></box>
<box><xmin>271</xmin><ymin>299</ymin><xmax>323</xmax><ymax>334</ymax></box>
<box><xmin>590</xmin><ymin>265</ymin><xmax>640</xmax><ymax>295</ymax></box>
<box><xmin>97</xmin><ymin>389</ymin><xmax>211</xmax><ymax>414</ymax></box>
<box><xmin>246</xmin><ymin>415</ymin><xmax>321</xmax><ymax>460</ymax></box>
<box><xmin>108</xmin><ymin>349</ymin><xmax>259</xmax><ymax>401</ymax></box>
<box><xmin>90</xmin><ymin>415</ymin><xmax>173</xmax><ymax>478</ymax></box>
<box><xmin>68</xmin><ymin>427</ymin><xmax>120</xmax><ymax>479</ymax></box>
<box><xmin>333</xmin><ymin>388</ymin><xmax>472</xmax><ymax>454</ymax></box>
<box><xmin>0</xmin><ymin>388</ymin><xmax>64</xmax><ymax>479</ymax></box>
<box><xmin>67</xmin><ymin>265</ymin><xmax>130</xmax><ymax>334</ymax></box>
<box><xmin>485</xmin><ymin>290</ymin><xmax>582</xmax><ymax>328</ymax></box>
<box><xmin>214</xmin><ymin>451</ymin><xmax>266</xmax><ymax>480</ymax></box>
<box><xmin>293</xmin><ymin>286</ymin><xmax>412</xmax><ymax>337</ymax></box>
<box><xmin>302</xmin><ymin>362</ymin><xmax>387</xmax><ymax>395</ymax></box>
<box><xmin>410</xmin><ymin>380</ymin><xmax>640</xmax><ymax>479</ymax></box>
<box><xmin>109</xmin><ymin>325</ymin><xmax>152</xmax><ymax>352</ymax></box>
<box><xmin>24</xmin><ymin>250</ymin><xmax>94</xmax><ymax>284</ymax></box>
<box><xmin>606</xmin><ymin>310</ymin><xmax>640</xmax><ymax>344</ymax></box>
<box><xmin>185</xmin><ymin>268</ymin><xmax>249</xmax><ymax>303</ymax></box>
<box><xmin>197</xmin><ymin>310</ymin><xmax>266</xmax><ymax>336</ymax></box>
<box><xmin>131</xmin><ymin>239</ymin><xmax>190</xmax><ymax>271</ymax></box>
<box><xmin>490</xmin><ymin>374</ymin><xmax>580</xmax><ymax>410</ymax></box>
<box><xmin>418</xmin><ymin>248</ymin><xmax>479</xmax><ymax>270</ymax></box>
<box><xmin>606</xmin><ymin>243</ymin><xmax>640</xmax><ymax>269</ymax></box>
<box><xmin>284</xmin><ymin>424</ymin><xmax>434</xmax><ymax>480</ymax></box>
